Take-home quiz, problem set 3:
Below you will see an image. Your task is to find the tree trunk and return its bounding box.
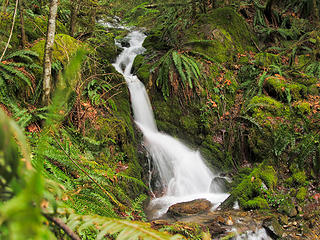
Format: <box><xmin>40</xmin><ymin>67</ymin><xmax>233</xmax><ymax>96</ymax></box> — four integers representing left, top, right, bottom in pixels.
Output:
<box><xmin>265</xmin><ymin>0</ymin><xmax>276</xmax><ymax>25</ymax></box>
<box><xmin>0</xmin><ymin>0</ymin><xmax>19</xmax><ymax>62</ymax></box>
<box><xmin>18</xmin><ymin>0</ymin><xmax>26</xmax><ymax>48</ymax></box>
<box><xmin>313</xmin><ymin>0</ymin><xmax>319</xmax><ymax>25</ymax></box>
<box><xmin>42</xmin><ymin>0</ymin><xmax>59</xmax><ymax>105</ymax></box>
<box><xmin>69</xmin><ymin>0</ymin><xmax>80</xmax><ymax>37</ymax></box>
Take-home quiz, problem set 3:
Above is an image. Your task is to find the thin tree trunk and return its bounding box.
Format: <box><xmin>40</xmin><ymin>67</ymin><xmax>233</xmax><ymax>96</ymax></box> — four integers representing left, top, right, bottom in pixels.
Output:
<box><xmin>18</xmin><ymin>0</ymin><xmax>26</xmax><ymax>48</ymax></box>
<box><xmin>69</xmin><ymin>0</ymin><xmax>80</xmax><ymax>37</ymax></box>
<box><xmin>0</xmin><ymin>0</ymin><xmax>19</xmax><ymax>62</ymax></box>
<box><xmin>42</xmin><ymin>0</ymin><xmax>59</xmax><ymax>105</ymax></box>
<box><xmin>313</xmin><ymin>0</ymin><xmax>319</xmax><ymax>25</ymax></box>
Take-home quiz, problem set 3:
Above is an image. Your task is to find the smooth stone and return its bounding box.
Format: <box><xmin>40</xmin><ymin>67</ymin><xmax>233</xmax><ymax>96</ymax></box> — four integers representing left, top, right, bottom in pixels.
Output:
<box><xmin>167</xmin><ymin>199</ymin><xmax>213</xmax><ymax>217</ymax></box>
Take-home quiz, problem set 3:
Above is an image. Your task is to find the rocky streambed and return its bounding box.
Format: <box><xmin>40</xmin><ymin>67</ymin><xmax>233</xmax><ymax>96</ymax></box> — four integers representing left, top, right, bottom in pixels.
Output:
<box><xmin>148</xmin><ymin>198</ymin><xmax>320</xmax><ymax>239</ymax></box>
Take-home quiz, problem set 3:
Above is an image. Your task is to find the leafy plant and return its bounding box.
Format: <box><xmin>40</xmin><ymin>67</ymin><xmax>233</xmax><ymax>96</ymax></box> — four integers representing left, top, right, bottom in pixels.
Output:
<box><xmin>152</xmin><ymin>50</ymin><xmax>202</xmax><ymax>99</ymax></box>
<box><xmin>0</xmin><ymin>49</ymin><xmax>40</xmax><ymax>105</ymax></box>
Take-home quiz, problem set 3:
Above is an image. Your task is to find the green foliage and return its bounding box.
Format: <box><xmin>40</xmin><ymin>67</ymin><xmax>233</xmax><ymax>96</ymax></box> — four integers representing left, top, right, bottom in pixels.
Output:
<box><xmin>66</xmin><ymin>214</ymin><xmax>185</xmax><ymax>240</ymax></box>
<box><xmin>296</xmin><ymin>186</ymin><xmax>307</xmax><ymax>202</ymax></box>
<box><xmin>0</xmin><ymin>49</ymin><xmax>40</xmax><ymax>105</ymax></box>
<box><xmin>152</xmin><ymin>50</ymin><xmax>202</xmax><ymax>99</ymax></box>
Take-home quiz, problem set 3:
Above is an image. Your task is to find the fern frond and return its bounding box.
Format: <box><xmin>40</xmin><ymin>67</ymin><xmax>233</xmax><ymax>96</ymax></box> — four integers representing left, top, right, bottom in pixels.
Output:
<box><xmin>66</xmin><ymin>214</ymin><xmax>185</xmax><ymax>240</ymax></box>
<box><xmin>0</xmin><ymin>63</ymin><xmax>32</xmax><ymax>87</ymax></box>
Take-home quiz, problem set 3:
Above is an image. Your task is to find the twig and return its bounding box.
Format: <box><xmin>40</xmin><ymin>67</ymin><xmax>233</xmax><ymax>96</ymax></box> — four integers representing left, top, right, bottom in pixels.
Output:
<box><xmin>43</xmin><ymin>214</ymin><xmax>81</xmax><ymax>240</ymax></box>
<box><xmin>0</xmin><ymin>0</ymin><xmax>19</xmax><ymax>62</ymax></box>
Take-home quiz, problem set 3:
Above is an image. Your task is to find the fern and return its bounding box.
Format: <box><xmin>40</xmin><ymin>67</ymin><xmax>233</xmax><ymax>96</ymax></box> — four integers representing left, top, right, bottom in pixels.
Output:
<box><xmin>66</xmin><ymin>214</ymin><xmax>185</xmax><ymax>240</ymax></box>
<box><xmin>152</xmin><ymin>50</ymin><xmax>203</xmax><ymax>99</ymax></box>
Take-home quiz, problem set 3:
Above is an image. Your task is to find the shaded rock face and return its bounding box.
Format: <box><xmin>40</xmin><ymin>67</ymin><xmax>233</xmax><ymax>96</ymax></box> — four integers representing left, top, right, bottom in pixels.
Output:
<box><xmin>210</xmin><ymin>177</ymin><xmax>230</xmax><ymax>193</ymax></box>
<box><xmin>167</xmin><ymin>199</ymin><xmax>213</xmax><ymax>217</ymax></box>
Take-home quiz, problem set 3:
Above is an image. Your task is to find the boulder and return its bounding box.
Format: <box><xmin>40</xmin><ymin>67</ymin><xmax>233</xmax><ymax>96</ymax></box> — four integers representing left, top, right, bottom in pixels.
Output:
<box><xmin>167</xmin><ymin>199</ymin><xmax>212</xmax><ymax>217</ymax></box>
<box><xmin>210</xmin><ymin>177</ymin><xmax>230</xmax><ymax>193</ymax></box>
<box><xmin>263</xmin><ymin>218</ymin><xmax>284</xmax><ymax>239</ymax></box>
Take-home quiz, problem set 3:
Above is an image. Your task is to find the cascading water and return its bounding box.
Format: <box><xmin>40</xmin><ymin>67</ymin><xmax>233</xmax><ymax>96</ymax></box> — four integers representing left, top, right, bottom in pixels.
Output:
<box><xmin>113</xmin><ymin>30</ymin><xmax>229</xmax><ymax>219</ymax></box>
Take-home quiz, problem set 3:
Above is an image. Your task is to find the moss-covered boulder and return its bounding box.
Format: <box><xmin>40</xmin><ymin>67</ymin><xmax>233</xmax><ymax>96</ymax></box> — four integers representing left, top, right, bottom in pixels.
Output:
<box><xmin>132</xmin><ymin>54</ymin><xmax>152</xmax><ymax>84</ymax></box>
<box><xmin>231</xmin><ymin>164</ymin><xmax>277</xmax><ymax>210</ymax></box>
<box><xmin>183</xmin><ymin>7</ymin><xmax>256</xmax><ymax>63</ymax></box>
<box><xmin>31</xmin><ymin>34</ymin><xmax>82</xmax><ymax>64</ymax></box>
<box><xmin>264</xmin><ymin>75</ymin><xmax>308</xmax><ymax>101</ymax></box>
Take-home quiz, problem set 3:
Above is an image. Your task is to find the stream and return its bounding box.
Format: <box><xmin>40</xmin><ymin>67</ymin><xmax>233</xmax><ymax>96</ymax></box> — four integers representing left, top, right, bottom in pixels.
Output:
<box><xmin>112</xmin><ymin>29</ymin><xmax>271</xmax><ymax>239</ymax></box>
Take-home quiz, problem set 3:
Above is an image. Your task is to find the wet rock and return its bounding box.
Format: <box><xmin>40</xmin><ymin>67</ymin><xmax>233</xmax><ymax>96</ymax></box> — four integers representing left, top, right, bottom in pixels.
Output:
<box><xmin>119</xmin><ymin>38</ymin><xmax>130</xmax><ymax>48</ymax></box>
<box><xmin>208</xmin><ymin>222</ymin><xmax>226</xmax><ymax>236</ymax></box>
<box><xmin>167</xmin><ymin>199</ymin><xmax>212</xmax><ymax>217</ymax></box>
<box><xmin>218</xmin><ymin>194</ymin><xmax>236</xmax><ymax>210</ymax></box>
<box><xmin>263</xmin><ymin>218</ymin><xmax>284</xmax><ymax>239</ymax></box>
<box><xmin>210</xmin><ymin>177</ymin><xmax>230</xmax><ymax>193</ymax></box>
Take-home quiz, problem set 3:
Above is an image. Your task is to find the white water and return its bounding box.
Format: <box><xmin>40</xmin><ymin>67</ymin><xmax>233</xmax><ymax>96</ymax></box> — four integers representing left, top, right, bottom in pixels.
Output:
<box><xmin>113</xmin><ymin>30</ymin><xmax>229</xmax><ymax>218</ymax></box>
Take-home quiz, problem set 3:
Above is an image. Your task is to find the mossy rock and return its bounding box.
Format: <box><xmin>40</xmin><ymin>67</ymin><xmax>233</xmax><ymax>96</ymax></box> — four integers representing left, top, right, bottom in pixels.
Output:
<box><xmin>183</xmin><ymin>7</ymin><xmax>256</xmax><ymax>63</ymax></box>
<box><xmin>278</xmin><ymin>196</ymin><xmax>297</xmax><ymax>217</ymax></box>
<box><xmin>249</xmin><ymin>95</ymin><xmax>286</xmax><ymax>117</ymax></box>
<box><xmin>132</xmin><ymin>55</ymin><xmax>151</xmax><ymax>84</ymax></box>
<box><xmin>264</xmin><ymin>76</ymin><xmax>307</xmax><ymax>101</ymax></box>
<box><xmin>31</xmin><ymin>34</ymin><xmax>82</xmax><ymax>64</ymax></box>
<box><xmin>231</xmin><ymin>164</ymin><xmax>277</xmax><ymax>210</ymax></box>
<box><xmin>94</xmin><ymin>31</ymin><xmax>118</xmax><ymax>63</ymax></box>
<box><xmin>142</xmin><ymin>29</ymin><xmax>170</xmax><ymax>51</ymax></box>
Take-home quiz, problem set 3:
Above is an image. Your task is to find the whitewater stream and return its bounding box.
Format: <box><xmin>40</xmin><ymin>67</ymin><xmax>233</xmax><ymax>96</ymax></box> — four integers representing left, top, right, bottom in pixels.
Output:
<box><xmin>112</xmin><ymin>29</ymin><xmax>271</xmax><ymax>239</ymax></box>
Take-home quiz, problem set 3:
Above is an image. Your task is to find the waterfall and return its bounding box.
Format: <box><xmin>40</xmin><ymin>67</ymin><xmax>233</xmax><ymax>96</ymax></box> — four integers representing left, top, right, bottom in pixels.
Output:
<box><xmin>113</xmin><ymin>31</ymin><xmax>229</xmax><ymax>219</ymax></box>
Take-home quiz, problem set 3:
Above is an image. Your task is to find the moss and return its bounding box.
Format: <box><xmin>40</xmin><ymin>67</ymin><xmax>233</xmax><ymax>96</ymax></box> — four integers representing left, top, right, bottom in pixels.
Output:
<box><xmin>242</xmin><ymin>197</ymin><xmax>269</xmax><ymax>210</ymax></box>
<box><xmin>259</xmin><ymin>165</ymin><xmax>277</xmax><ymax>190</ymax></box>
<box><xmin>292</xmin><ymin>171</ymin><xmax>307</xmax><ymax>185</ymax></box>
<box><xmin>264</xmin><ymin>76</ymin><xmax>307</xmax><ymax>101</ymax></box>
<box><xmin>142</xmin><ymin>30</ymin><xmax>169</xmax><ymax>51</ymax></box>
<box><xmin>95</xmin><ymin>32</ymin><xmax>118</xmax><ymax>63</ymax></box>
<box><xmin>183</xmin><ymin>7</ymin><xmax>256</xmax><ymax>63</ymax></box>
<box><xmin>31</xmin><ymin>34</ymin><xmax>82</xmax><ymax>64</ymax></box>
<box><xmin>296</xmin><ymin>187</ymin><xmax>307</xmax><ymax>202</ymax></box>
<box><xmin>250</xmin><ymin>95</ymin><xmax>284</xmax><ymax>116</ymax></box>
<box><xmin>232</xmin><ymin>164</ymin><xmax>277</xmax><ymax>210</ymax></box>
<box><xmin>255</xmin><ymin>53</ymin><xmax>280</xmax><ymax>67</ymax></box>
<box><xmin>292</xmin><ymin>101</ymin><xmax>311</xmax><ymax>115</ymax></box>
<box><xmin>286</xmin><ymin>170</ymin><xmax>307</xmax><ymax>187</ymax></box>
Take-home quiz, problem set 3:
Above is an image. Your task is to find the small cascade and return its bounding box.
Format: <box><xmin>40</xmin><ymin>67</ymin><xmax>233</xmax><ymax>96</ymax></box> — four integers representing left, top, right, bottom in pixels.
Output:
<box><xmin>113</xmin><ymin>30</ymin><xmax>229</xmax><ymax>219</ymax></box>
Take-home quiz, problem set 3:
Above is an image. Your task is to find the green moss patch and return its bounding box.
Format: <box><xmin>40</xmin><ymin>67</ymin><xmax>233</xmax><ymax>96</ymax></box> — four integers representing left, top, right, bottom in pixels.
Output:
<box><xmin>232</xmin><ymin>164</ymin><xmax>277</xmax><ymax>210</ymax></box>
<box><xmin>31</xmin><ymin>34</ymin><xmax>82</xmax><ymax>64</ymax></box>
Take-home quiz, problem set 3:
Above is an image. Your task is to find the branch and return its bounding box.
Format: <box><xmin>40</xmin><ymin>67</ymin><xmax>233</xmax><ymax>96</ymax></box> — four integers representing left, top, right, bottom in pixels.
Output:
<box><xmin>0</xmin><ymin>0</ymin><xmax>19</xmax><ymax>62</ymax></box>
<box><xmin>43</xmin><ymin>214</ymin><xmax>81</xmax><ymax>240</ymax></box>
